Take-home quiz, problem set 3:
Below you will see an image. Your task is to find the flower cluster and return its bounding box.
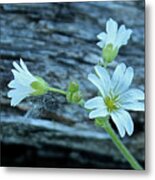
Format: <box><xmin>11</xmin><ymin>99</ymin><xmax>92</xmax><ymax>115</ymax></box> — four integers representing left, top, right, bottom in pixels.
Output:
<box><xmin>6</xmin><ymin>17</ymin><xmax>144</xmax><ymax>170</ymax></box>
<box><xmin>84</xmin><ymin>18</ymin><xmax>144</xmax><ymax>137</ymax></box>
<box><xmin>7</xmin><ymin>18</ymin><xmax>144</xmax><ymax>139</ymax></box>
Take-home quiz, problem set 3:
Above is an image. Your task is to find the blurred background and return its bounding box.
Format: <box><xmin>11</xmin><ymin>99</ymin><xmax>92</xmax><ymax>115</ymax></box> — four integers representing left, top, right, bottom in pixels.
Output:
<box><xmin>0</xmin><ymin>1</ymin><xmax>144</xmax><ymax>169</ymax></box>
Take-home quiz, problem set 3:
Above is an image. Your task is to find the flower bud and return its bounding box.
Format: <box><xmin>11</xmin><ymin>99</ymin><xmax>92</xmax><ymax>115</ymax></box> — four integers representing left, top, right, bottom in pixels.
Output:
<box><xmin>72</xmin><ymin>91</ymin><xmax>82</xmax><ymax>103</ymax></box>
<box><xmin>68</xmin><ymin>81</ymin><xmax>79</xmax><ymax>93</ymax></box>
<box><xmin>66</xmin><ymin>81</ymin><xmax>83</xmax><ymax>105</ymax></box>
<box><xmin>66</xmin><ymin>91</ymin><xmax>72</xmax><ymax>103</ymax></box>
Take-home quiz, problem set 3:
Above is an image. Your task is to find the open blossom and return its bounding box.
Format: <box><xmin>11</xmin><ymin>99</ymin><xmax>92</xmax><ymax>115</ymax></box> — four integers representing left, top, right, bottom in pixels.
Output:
<box><xmin>97</xmin><ymin>18</ymin><xmax>132</xmax><ymax>63</ymax></box>
<box><xmin>8</xmin><ymin>59</ymin><xmax>49</xmax><ymax>106</ymax></box>
<box><xmin>84</xmin><ymin>63</ymin><xmax>144</xmax><ymax>137</ymax></box>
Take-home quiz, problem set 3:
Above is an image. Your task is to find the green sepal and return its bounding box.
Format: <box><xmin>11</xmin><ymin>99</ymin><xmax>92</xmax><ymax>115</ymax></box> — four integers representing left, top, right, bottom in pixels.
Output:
<box><xmin>102</xmin><ymin>44</ymin><xmax>118</xmax><ymax>64</ymax></box>
<box><xmin>95</xmin><ymin>116</ymin><xmax>110</xmax><ymax>128</ymax></box>
<box><xmin>66</xmin><ymin>91</ymin><xmax>83</xmax><ymax>104</ymax></box>
<box><xmin>72</xmin><ymin>91</ymin><xmax>82</xmax><ymax>103</ymax></box>
<box><xmin>66</xmin><ymin>81</ymin><xmax>84</xmax><ymax>105</ymax></box>
<box><xmin>68</xmin><ymin>81</ymin><xmax>79</xmax><ymax>93</ymax></box>
<box><xmin>66</xmin><ymin>91</ymin><xmax>72</xmax><ymax>102</ymax></box>
<box><xmin>31</xmin><ymin>76</ymin><xmax>49</xmax><ymax>96</ymax></box>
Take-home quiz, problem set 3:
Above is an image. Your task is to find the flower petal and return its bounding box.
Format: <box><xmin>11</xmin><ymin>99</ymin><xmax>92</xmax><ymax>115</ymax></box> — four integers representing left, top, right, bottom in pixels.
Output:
<box><xmin>106</xmin><ymin>18</ymin><xmax>118</xmax><ymax>45</ymax></box>
<box><xmin>88</xmin><ymin>73</ymin><xmax>105</xmax><ymax>97</ymax></box>
<box><xmin>117</xmin><ymin>66</ymin><xmax>134</xmax><ymax>93</ymax></box>
<box><xmin>111</xmin><ymin>109</ymin><xmax>134</xmax><ymax>136</ymax></box>
<box><xmin>96</xmin><ymin>41</ymin><xmax>105</xmax><ymax>48</ymax></box>
<box><xmin>13</xmin><ymin>59</ymin><xmax>35</xmax><ymax>81</ymax></box>
<box><xmin>13</xmin><ymin>61</ymin><xmax>25</xmax><ymax>73</ymax></box>
<box><xmin>111</xmin><ymin>63</ymin><xmax>126</xmax><ymax>91</ymax></box>
<box><xmin>84</xmin><ymin>96</ymin><xmax>105</xmax><ymax>110</ymax></box>
<box><xmin>120</xmin><ymin>88</ymin><xmax>144</xmax><ymax>103</ymax></box>
<box><xmin>89</xmin><ymin>108</ymin><xmax>108</xmax><ymax>119</ymax></box>
<box><xmin>97</xmin><ymin>32</ymin><xmax>107</xmax><ymax>40</ymax></box>
<box><xmin>20</xmin><ymin>58</ymin><xmax>32</xmax><ymax>75</ymax></box>
<box><xmin>122</xmin><ymin>101</ymin><xmax>144</xmax><ymax>111</ymax></box>
<box><xmin>11</xmin><ymin>69</ymin><xmax>35</xmax><ymax>86</ymax></box>
<box><xmin>94</xmin><ymin>65</ymin><xmax>111</xmax><ymax>95</ymax></box>
<box><xmin>7</xmin><ymin>89</ymin><xmax>29</xmax><ymax>106</ymax></box>
<box><xmin>8</xmin><ymin>80</ymin><xmax>17</xmax><ymax>88</ymax></box>
<box><xmin>115</xmin><ymin>25</ymin><xmax>132</xmax><ymax>49</ymax></box>
<box><xmin>111</xmin><ymin>111</ymin><xmax>125</xmax><ymax>137</ymax></box>
<box><xmin>8</xmin><ymin>79</ymin><xmax>34</xmax><ymax>94</ymax></box>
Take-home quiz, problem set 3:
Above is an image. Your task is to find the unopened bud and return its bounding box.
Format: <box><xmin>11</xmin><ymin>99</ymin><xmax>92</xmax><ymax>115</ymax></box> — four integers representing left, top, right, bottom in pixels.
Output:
<box><xmin>68</xmin><ymin>81</ymin><xmax>79</xmax><ymax>93</ymax></box>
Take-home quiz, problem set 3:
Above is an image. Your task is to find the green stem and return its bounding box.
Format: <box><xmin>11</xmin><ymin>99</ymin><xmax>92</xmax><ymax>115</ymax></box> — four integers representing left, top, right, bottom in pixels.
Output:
<box><xmin>96</xmin><ymin>118</ymin><xmax>143</xmax><ymax>170</ymax></box>
<box><xmin>48</xmin><ymin>87</ymin><xmax>67</xmax><ymax>95</ymax></box>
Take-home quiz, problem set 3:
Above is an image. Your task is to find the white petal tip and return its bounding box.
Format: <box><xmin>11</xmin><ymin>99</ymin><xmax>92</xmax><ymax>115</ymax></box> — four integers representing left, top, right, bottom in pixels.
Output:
<box><xmin>20</xmin><ymin>58</ymin><xmax>24</xmax><ymax>66</ymax></box>
<box><xmin>126</xmin><ymin>125</ymin><xmax>134</xmax><ymax>136</ymax></box>
<box><xmin>20</xmin><ymin>58</ymin><xmax>23</xmax><ymax>62</ymax></box>
<box><xmin>107</xmin><ymin>18</ymin><xmax>118</xmax><ymax>27</ymax></box>
<box><xmin>8</xmin><ymin>82</ymin><xmax>12</xmax><ymax>88</ymax></box>
<box><xmin>13</xmin><ymin>61</ymin><xmax>17</xmax><ymax>66</ymax></box>
<box><xmin>128</xmin><ymin>131</ymin><xmax>133</xmax><ymax>136</ymax></box>
<box><xmin>109</xmin><ymin>18</ymin><xmax>115</xmax><ymax>23</ymax></box>
<box><xmin>120</xmin><ymin>134</ymin><xmax>125</xmax><ymax>138</ymax></box>
<box><xmin>119</xmin><ymin>129</ymin><xmax>126</xmax><ymax>138</ymax></box>
<box><xmin>89</xmin><ymin>114</ymin><xmax>97</xmax><ymax>119</ymax></box>
<box><xmin>96</xmin><ymin>41</ymin><xmax>104</xmax><ymax>48</ymax></box>
<box><xmin>120</xmin><ymin>63</ymin><xmax>126</xmax><ymax>69</ymax></box>
<box><xmin>128</xmin><ymin>29</ymin><xmax>133</xmax><ymax>35</ymax></box>
<box><xmin>11</xmin><ymin>103</ymin><xmax>16</xmax><ymax>107</ymax></box>
<box><xmin>7</xmin><ymin>91</ymin><xmax>12</xmax><ymax>98</ymax></box>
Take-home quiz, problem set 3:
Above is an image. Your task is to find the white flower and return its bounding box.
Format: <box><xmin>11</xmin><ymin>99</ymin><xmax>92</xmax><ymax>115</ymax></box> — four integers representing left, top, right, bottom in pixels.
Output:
<box><xmin>97</xmin><ymin>18</ymin><xmax>132</xmax><ymax>64</ymax></box>
<box><xmin>97</xmin><ymin>18</ymin><xmax>132</xmax><ymax>50</ymax></box>
<box><xmin>8</xmin><ymin>59</ymin><xmax>49</xmax><ymax>106</ymax></box>
<box><xmin>84</xmin><ymin>63</ymin><xmax>144</xmax><ymax>137</ymax></box>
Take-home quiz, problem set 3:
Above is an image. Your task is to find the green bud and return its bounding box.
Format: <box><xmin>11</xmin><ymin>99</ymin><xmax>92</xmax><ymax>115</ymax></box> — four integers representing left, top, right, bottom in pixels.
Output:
<box><xmin>71</xmin><ymin>91</ymin><xmax>82</xmax><ymax>103</ymax></box>
<box><xmin>66</xmin><ymin>91</ymin><xmax>72</xmax><ymax>103</ymax></box>
<box><xmin>66</xmin><ymin>91</ymin><xmax>83</xmax><ymax>104</ymax></box>
<box><xmin>102</xmin><ymin>44</ymin><xmax>118</xmax><ymax>64</ymax></box>
<box><xmin>66</xmin><ymin>81</ymin><xmax>84</xmax><ymax>105</ymax></box>
<box><xmin>68</xmin><ymin>81</ymin><xmax>79</xmax><ymax>93</ymax></box>
<box><xmin>31</xmin><ymin>76</ymin><xmax>49</xmax><ymax>96</ymax></box>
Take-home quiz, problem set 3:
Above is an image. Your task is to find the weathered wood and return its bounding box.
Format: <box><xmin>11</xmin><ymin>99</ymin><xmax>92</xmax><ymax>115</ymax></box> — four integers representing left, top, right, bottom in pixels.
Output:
<box><xmin>0</xmin><ymin>1</ymin><xmax>145</xmax><ymax>168</ymax></box>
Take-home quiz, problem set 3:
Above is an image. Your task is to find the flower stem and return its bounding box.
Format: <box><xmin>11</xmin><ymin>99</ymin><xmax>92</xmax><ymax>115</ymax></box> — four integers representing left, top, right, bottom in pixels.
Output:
<box><xmin>96</xmin><ymin>118</ymin><xmax>143</xmax><ymax>170</ymax></box>
<box><xmin>48</xmin><ymin>87</ymin><xmax>67</xmax><ymax>95</ymax></box>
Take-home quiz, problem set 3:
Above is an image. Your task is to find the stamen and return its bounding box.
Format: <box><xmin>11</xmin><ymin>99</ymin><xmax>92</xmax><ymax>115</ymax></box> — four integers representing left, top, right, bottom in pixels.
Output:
<box><xmin>104</xmin><ymin>95</ymin><xmax>118</xmax><ymax>112</ymax></box>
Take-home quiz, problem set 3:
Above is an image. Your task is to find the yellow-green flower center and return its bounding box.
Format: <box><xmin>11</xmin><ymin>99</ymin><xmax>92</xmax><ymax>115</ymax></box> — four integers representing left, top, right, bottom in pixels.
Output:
<box><xmin>104</xmin><ymin>95</ymin><xmax>118</xmax><ymax>112</ymax></box>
